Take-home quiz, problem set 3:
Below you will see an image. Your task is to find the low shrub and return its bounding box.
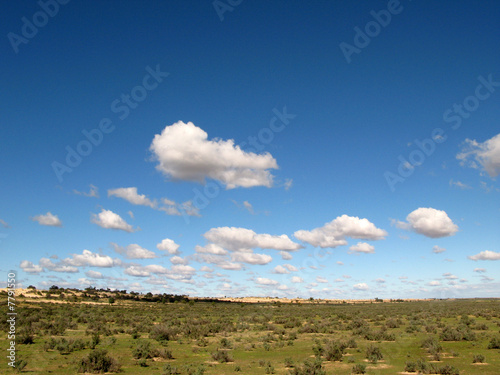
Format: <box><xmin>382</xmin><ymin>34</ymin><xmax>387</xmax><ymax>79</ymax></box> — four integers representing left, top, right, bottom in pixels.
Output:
<box><xmin>78</xmin><ymin>349</ymin><xmax>120</xmax><ymax>373</ymax></box>
<box><xmin>351</xmin><ymin>363</ymin><xmax>366</xmax><ymax>374</ymax></box>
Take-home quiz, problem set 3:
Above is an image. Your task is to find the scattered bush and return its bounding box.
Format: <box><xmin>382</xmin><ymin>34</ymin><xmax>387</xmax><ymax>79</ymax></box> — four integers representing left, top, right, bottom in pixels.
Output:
<box><xmin>488</xmin><ymin>336</ymin><xmax>500</xmax><ymax>349</ymax></box>
<box><xmin>472</xmin><ymin>354</ymin><xmax>485</xmax><ymax>363</ymax></box>
<box><xmin>351</xmin><ymin>363</ymin><xmax>366</xmax><ymax>374</ymax></box>
<box><xmin>365</xmin><ymin>344</ymin><xmax>383</xmax><ymax>363</ymax></box>
<box><xmin>78</xmin><ymin>349</ymin><xmax>121</xmax><ymax>373</ymax></box>
<box><xmin>211</xmin><ymin>349</ymin><xmax>233</xmax><ymax>363</ymax></box>
<box><xmin>288</xmin><ymin>358</ymin><xmax>326</xmax><ymax>375</ymax></box>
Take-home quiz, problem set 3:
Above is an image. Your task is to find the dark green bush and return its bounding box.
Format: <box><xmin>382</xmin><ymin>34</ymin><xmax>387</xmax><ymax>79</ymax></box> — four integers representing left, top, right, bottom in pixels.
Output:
<box><xmin>78</xmin><ymin>349</ymin><xmax>120</xmax><ymax>373</ymax></box>
<box><xmin>351</xmin><ymin>363</ymin><xmax>366</xmax><ymax>374</ymax></box>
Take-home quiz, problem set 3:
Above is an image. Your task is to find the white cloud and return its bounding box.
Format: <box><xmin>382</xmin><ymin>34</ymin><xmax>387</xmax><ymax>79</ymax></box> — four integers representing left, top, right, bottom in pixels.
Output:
<box><xmin>316</xmin><ymin>276</ymin><xmax>328</xmax><ymax>283</ymax></box>
<box><xmin>73</xmin><ymin>184</ymin><xmax>99</xmax><ymax>197</ymax></box>
<box><xmin>336</xmin><ymin>261</ymin><xmax>344</xmax><ymax>266</ymax></box>
<box><xmin>273</xmin><ymin>265</ymin><xmax>290</xmax><ymax>274</ymax></box>
<box><xmin>91</xmin><ymin>209</ymin><xmax>136</xmax><ymax>232</ymax></box>
<box><xmin>353</xmin><ymin>283</ymin><xmax>369</xmax><ymax>290</ymax></box>
<box><xmin>124</xmin><ymin>266</ymin><xmax>151</xmax><ymax>277</ymax></box>
<box><xmin>473</xmin><ymin>268</ymin><xmax>486</xmax><ymax>273</ymax></box>
<box><xmin>291</xmin><ymin>276</ymin><xmax>303</xmax><ymax>283</ymax></box>
<box><xmin>85</xmin><ymin>270</ymin><xmax>104</xmax><ymax>279</ymax></box>
<box><xmin>468</xmin><ymin>250</ymin><xmax>500</xmax><ymax>261</ymax></box>
<box><xmin>39</xmin><ymin>258</ymin><xmax>78</xmax><ymax>273</ymax></box>
<box><xmin>428</xmin><ymin>280</ymin><xmax>441</xmax><ymax>286</ymax></box>
<box><xmin>231</xmin><ymin>251</ymin><xmax>272</xmax><ymax>265</ymax></box>
<box><xmin>157</xmin><ymin>238</ymin><xmax>180</xmax><ymax>254</ymax></box>
<box><xmin>64</xmin><ymin>250</ymin><xmax>115</xmax><ymax>267</ymax></box>
<box><xmin>149</xmin><ymin>121</ymin><xmax>278</xmax><ymax>188</ymax></box>
<box><xmin>255</xmin><ymin>277</ymin><xmax>279</xmax><ymax>286</ymax></box>
<box><xmin>432</xmin><ymin>245</ymin><xmax>446</xmax><ymax>254</ymax></box>
<box><xmin>283</xmin><ymin>264</ymin><xmax>298</xmax><ymax>272</ymax></box>
<box><xmin>200</xmin><ymin>266</ymin><xmax>213</xmax><ymax>273</ymax></box>
<box><xmin>108</xmin><ymin>187</ymin><xmax>156</xmax><ymax>208</ymax></box>
<box><xmin>348</xmin><ymin>242</ymin><xmax>375</xmax><ymax>254</ymax></box>
<box><xmin>195</xmin><ymin>244</ymin><xmax>228</xmax><ymax>255</ymax></box>
<box><xmin>457</xmin><ymin>133</ymin><xmax>500</xmax><ymax>178</ymax></box>
<box><xmin>243</xmin><ymin>201</ymin><xmax>254</xmax><ymax>214</ymax></box>
<box><xmin>170</xmin><ymin>256</ymin><xmax>188</xmax><ymax>265</ymax></box>
<box><xmin>449</xmin><ymin>179</ymin><xmax>472</xmax><ymax>190</ymax></box>
<box><xmin>31</xmin><ymin>212</ymin><xmax>62</xmax><ymax>227</ymax></box>
<box><xmin>124</xmin><ymin>264</ymin><xmax>196</xmax><ymax>281</ymax></box>
<box><xmin>20</xmin><ymin>260</ymin><xmax>43</xmax><ymax>274</ymax></box>
<box><xmin>204</xmin><ymin>227</ymin><xmax>302</xmax><ymax>252</ymax></box>
<box><xmin>294</xmin><ymin>214</ymin><xmax>387</xmax><ymax>248</ymax></box>
<box><xmin>443</xmin><ymin>273</ymin><xmax>458</xmax><ymax>280</ymax></box>
<box><xmin>284</xmin><ymin>178</ymin><xmax>293</xmax><ymax>190</ymax></box>
<box><xmin>280</xmin><ymin>251</ymin><xmax>293</xmax><ymax>260</ymax></box>
<box><xmin>375</xmin><ymin>278</ymin><xmax>385</xmax><ymax>283</ymax></box>
<box><xmin>395</xmin><ymin>207</ymin><xmax>458</xmax><ymax>238</ymax></box>
<box><xmin>111</xmin><ymin>243</ymin><xmax>157</xmax><ymax>259</ymax></box>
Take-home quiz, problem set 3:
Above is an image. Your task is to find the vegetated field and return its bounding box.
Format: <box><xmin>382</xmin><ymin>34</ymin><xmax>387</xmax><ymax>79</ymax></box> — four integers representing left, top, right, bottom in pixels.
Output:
<box><xmin>1</xmin><ymin>288</ymin><xmax>500</xmax><ymax>374</ymax></box>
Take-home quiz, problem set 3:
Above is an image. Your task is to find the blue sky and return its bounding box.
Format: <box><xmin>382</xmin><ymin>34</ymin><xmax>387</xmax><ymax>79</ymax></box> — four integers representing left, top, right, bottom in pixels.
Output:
<box><xmin>1</xmin><ymin>0</ymin><xmax>499</xmax><ymax>299</ymax></box>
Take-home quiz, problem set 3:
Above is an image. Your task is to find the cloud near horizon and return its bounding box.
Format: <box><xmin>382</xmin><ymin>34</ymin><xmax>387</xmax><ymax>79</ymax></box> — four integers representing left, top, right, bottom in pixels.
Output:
<box><xmin>294</xmin><ymin>214</ymin><xmax>387</xmax><ymax>248</ymax></box>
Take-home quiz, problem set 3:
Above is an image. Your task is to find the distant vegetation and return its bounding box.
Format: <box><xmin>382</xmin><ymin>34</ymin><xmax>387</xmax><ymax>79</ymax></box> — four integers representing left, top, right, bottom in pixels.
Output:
<box><xmin>1</xmin><ymin>288</ymin><xmax>499</xmax><ymax>374</ymax></box>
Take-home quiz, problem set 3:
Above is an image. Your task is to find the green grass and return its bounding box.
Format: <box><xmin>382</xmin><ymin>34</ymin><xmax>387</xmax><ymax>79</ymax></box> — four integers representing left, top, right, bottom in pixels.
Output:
<box><xmin>1</xmin><ymin>294</ymin><xmax>500</xmax><ymax>374</ymax></box>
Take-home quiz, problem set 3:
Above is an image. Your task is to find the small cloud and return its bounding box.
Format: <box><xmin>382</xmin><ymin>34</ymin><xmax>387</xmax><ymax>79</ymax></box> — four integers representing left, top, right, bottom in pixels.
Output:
<box><xmin>0</xmin><ymin>218</ymin><xmax>9</xmax><ymax>228</ymax></box>
<box><xmin>374</xmin><ymin>278</ymin><xmax>385</xmax><ymax>283</ymax></box>
<box><xmin>85</xmin><ymin>270</ymin><xmax>104</xmax><ymax>279</ymax></box>
<box><xmin>444</xmin><ymin>258</ymin><xmax>455</xmax><ymax>262</ymax></box>
<box><xmin>457</xmin><ymin>133</ymin><xmax>500</xmax><ymax>178</ymax></box>
<box><xmin>255</xmin><ymin>277</ymin><xmax>279</xmax><ymax>286</ymax></box>
<box><xmin>128</xmin><ymin>211</ymin><xmax>134</xmax><ymax>219</ymax></box>
<box><xmin>91</xmin><ymin>209</ymin><xmax>137</xmax><ymax>232</ymax></box>
<box><xmin>284</xmin><ymin>178</ymin><xmax>293</xmax><ymax>190</ymax></box>
<box><xmin>316</xmin><ymin>276</ymin><xmax>328</xmax><ymax>283</ymax></box>
<box><xmin>394</xmin><ymin>207</ymin><xmax>458</xmax><ymax>238</ymax></box>
<box><xmin>428</xmin><ymin>280</ymin><xmax>441</xmax><ymax>286</ymax></box>
<box><xmin>432</xmin><ymin>245</ymin><xmax>446</xmax><ymax>254</ymax></box>
<box><xmin>20</xmin><ymin>260</ymin><xmax>43</xmax><ymax>274</ymax></box>
<box><xmin>170</xmin><ymin>256</ymin><xmax>188</xmax><ymax>265</ymax></box>
<box><xmin>468</xmin><ymin>250</ymin><xmax>500</xmax><ymax>261</ymax></box>
<box><xmin>31</xmin><ymin>212</ymin><xmax>62</xmax><ymax>227</ymax></box>
<box><xmin>243</xmin><ymin>201</ymin><xmax>254</xmax><ymax>214</ymax></box>
<box><xmin>157</xmin><ymin>238</ymin><xmax>180</xmax><ymax>255</ymax></box>
<box><xmin>449</xmin><ymin>179</ymin><xmax>472</xmax><ymax>190</ymax></box>
<box><xmin>108</xmin><ymin>187</ymin><xmax>156</xmax><ymax>208</ymax></box>
<box><xmin>111</xmin><ymin>243</ymin><xmax>157</xmax><ymax>259</ymax></box>
<box><xmin>291</xmin><ymin>276</ymin><xmax>303</xmax><ymax>283</ymax></box>
<box><xmin>473</xmin><ymin>268</ymin><xmax>486</xmax><ymax>273</ymax></box>
<box><xmin>73</xmin><ymin>184</ymin><xmax>99</xmax><ymax>197</ymax></box>
<box><xmin>273</xmin><ymin>265</ymin><xmax>290</xmax><ymax>274</ymax></box>
<box><xmin>280</xmin><ymin>251</ymin><xmax>293</xmax><ymax>260</ymax></box>
<box><xmin>336</xmin><ymin>261</ymin><xmax>344</xmax><ymax>266</ymax></box>
<box><xmin>353</xmin><ymin>283</ymin><xmax>369</xmax><ymax>291</ymax></box>
<box><xmin>348</xmin><ymin>242</ymin><xmax>375</xmax><ymax>254</ymax></box>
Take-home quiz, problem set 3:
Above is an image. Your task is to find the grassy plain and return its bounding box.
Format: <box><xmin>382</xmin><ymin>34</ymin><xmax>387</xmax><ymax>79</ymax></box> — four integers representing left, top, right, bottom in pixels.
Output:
<box><xmin>1</xmin><ymin>288</ymin><xmax>499</xmax><ymax>374</ymax></box>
